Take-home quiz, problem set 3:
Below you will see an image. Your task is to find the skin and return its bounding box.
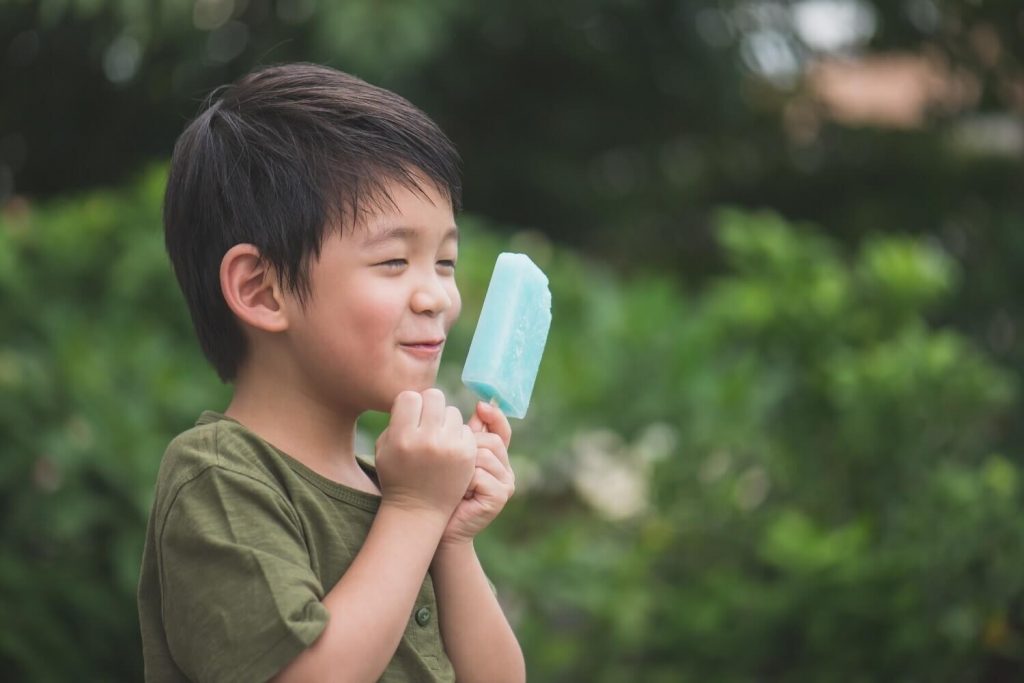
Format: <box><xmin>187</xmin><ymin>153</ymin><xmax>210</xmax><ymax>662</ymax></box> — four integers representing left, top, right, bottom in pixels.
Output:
<box><xmin>219</xmin><ymin>174</ymin><xmax>525</xmax><ymax>683</ymax></box>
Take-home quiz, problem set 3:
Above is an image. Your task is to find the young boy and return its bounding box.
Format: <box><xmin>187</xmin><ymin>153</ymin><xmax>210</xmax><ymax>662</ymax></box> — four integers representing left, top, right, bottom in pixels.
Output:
<box><xmin>137</xmin><ymin>62</ymin><xmax>525</xmax><ymax>683</ymax></box>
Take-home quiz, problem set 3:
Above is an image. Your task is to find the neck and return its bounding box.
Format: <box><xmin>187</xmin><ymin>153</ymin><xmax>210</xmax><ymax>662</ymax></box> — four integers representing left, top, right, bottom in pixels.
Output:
<box><xmin>223</xmin><ymin>362</ymin><xmax>363</xmax><ymax>483</ymax></box>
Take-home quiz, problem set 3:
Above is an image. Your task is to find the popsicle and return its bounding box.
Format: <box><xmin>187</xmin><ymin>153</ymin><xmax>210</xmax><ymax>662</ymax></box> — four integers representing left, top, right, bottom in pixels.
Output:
<box><xmin>462</xmin><ymin>252</ymin><xmax>552</xmax><ymax>419</ymax></box>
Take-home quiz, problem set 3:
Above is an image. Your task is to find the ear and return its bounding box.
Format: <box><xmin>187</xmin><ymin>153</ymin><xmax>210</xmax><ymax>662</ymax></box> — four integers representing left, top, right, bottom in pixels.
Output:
<box><xmin>220</xmin><ymin>244</ymin><xmax>290</xmax><ymax>333</ymax></box>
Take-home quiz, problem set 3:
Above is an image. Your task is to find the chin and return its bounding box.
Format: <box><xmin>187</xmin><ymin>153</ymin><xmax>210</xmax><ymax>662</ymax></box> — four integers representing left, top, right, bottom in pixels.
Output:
<box><xmin>375</xmin><ymin>379</ymin><xmax>439</xmax><ymax>411</ymax></box>
<box><xmin>402</xmin><ymin>377</ymin><xmax>439</xmax><ymax>394</ymax></box>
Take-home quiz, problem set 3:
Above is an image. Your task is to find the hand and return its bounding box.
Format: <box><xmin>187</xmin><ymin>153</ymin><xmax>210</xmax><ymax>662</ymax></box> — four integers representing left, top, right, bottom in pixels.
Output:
<box><xmin>375</xmin><ymin>389</ymin><xmax>477</xmax><ymax>520</ymax></box>
<box><xmin>440</xmin><ymin>401</ymin><xmax>516</xmax><ymax>547</ymax></box>
<box><xmin>467</xmin><ymin>400</ymin><xmax>512</xmax><ymax>446</ymax></box>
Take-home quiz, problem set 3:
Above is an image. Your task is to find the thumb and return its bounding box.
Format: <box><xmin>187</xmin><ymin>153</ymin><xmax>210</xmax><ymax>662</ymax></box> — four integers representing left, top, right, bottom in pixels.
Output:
<box><xmin>468</xmin><ymin>411</ymin><xmax>486</xmax><ymax>433</ymax></box>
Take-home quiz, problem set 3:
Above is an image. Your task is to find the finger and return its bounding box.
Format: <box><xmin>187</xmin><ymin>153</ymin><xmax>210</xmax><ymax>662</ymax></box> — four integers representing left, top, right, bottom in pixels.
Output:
<box><xmin>476</xmin><ymin>401</ymin><xmax>512</xmax><ymax>447</ymax></box>
<box><xmin>467</xmin><ymin>468</ymin><xmax>512</xmax><ymax>505</ymax></box>
<box><xmin>443</xmin><ymin>405</ymin><xmax>466</xmax><ymax>445</ymax></box>
<box><xmin>389</xmin><ymin>390</ymin><xmax>423</xmax><ymax>432</ymax></box>
<box><xmin>468</xmin><ymin>412</ymin><xmax>486</xmax><ymax>434</ymax></box>
<box><xmin>474</xmin><ymin>432</ymin><xmax>511</xmax><ymax>470</ymax></box>
<box><xmin>475</xmin><ymin>448</ymin><xmax>514</xmax><ymax>484</ymax></box>
<box><xmin>418</xmin><ymin>388</ymin><xmax>446</xmax><ymax>431</ymax></box>
<box><xmin>461</xmin><ymin>424</ymin><xmax>477</xmax><ymax>457</ymax></box>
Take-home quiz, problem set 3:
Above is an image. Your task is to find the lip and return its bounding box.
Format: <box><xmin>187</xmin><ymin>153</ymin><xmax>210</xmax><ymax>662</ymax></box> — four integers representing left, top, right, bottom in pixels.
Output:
<box><xmin>399</xmin><ymin>339</ymin><xmax>445</xmax><ymax>359</ymax></box>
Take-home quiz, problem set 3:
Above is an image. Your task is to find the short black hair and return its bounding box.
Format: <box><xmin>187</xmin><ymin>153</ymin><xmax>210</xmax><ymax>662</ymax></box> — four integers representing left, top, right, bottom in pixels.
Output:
<box><xmin>164</xmin><ymin>62</ymin><xmax>462</xmax><ymax>382</ymax></box>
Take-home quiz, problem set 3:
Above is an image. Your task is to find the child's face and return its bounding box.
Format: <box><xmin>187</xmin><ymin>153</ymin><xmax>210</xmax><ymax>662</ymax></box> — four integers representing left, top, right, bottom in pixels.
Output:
<box><xmin>282</xmin><ymin>175</ymin><xmax>462</xmax><ymax>414</ymax></box>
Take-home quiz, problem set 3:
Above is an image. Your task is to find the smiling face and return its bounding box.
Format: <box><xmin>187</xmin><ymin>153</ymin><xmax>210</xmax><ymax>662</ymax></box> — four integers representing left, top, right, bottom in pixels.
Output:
<box><xmin>280</xmin><ymin>175</ymin><xmax>462</xmax><ymax>414</ymax></box>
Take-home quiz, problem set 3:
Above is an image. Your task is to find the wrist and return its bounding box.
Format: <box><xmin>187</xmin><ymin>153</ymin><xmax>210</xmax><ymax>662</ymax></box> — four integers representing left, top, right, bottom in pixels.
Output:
<box><xmin>433</xmin><ymin>537</ymin><xmax>477</xmax><ymax>566</ymax></box>
<box><xmin>377</xmin><ymin>500</ymin><xmax>451</xmax><ymax>538</ymax></box>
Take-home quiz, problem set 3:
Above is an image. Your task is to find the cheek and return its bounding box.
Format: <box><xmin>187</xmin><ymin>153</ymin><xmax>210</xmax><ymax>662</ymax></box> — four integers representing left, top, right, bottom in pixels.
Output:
<box><xmin>311</xmin><ymin>291</ymin><xmax>396</xmax><ymax>356</ymax></box>
<box><xmin>351</xmin><ymin>297</ymin><xmax>402</xmax><ymax>346</ymax></box>
<box><xmin>447</xmin><ymin>282</ymin><xmax>462</xmax><ymax>327</ymax></box>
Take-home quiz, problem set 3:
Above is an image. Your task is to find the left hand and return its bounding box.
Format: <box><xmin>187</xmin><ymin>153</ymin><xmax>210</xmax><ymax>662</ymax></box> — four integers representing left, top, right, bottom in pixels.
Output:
<box><xmin>439</xmin><ymin>401</ymin><xmax>516</xmax><ymax>547</ymax></box>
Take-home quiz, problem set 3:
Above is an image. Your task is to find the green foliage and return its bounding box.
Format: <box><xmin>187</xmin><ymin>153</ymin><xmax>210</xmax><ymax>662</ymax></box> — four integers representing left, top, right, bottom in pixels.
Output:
<box><xmin>472</xmin><ymin>211</ymin><xmax>1022</xmax><ymax>681</ymax></box>
<box><xmin>1</xmin><ymin>169</ymin><xmax>1021</xmax><ymax>681</ymax></box>
<box><xmin>0</xmin><ymin>166</ymin><xmax>229</xmax><ymax>680</ymax></box>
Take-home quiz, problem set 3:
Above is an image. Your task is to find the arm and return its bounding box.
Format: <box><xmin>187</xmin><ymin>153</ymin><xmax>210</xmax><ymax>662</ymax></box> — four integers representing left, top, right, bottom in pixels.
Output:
<box><xmin>431</xmin><ymin>541</ymin><xmax>526</xmax><ymax>683</ymax></box>
<box><xmin>274</xmin><ymin>390</ymin><xmax>477</xmax><ymax>683</ymax></box>
<box><xmin>272</xmin><ymin>504</ymin><xmax>447</xmax><ymax>683</ymax></box>
<box><xmin>432</xmin><ymin>401</ymin><xmax>526</xmax><ymax>683</ymax></box>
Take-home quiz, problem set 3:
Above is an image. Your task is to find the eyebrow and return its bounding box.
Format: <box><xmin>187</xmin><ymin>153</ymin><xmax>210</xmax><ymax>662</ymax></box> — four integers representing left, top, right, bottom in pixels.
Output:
<box><xmin>360</xmin><ymin>225</ymin><xmax>460</xmax><ymax>249</ymax></box>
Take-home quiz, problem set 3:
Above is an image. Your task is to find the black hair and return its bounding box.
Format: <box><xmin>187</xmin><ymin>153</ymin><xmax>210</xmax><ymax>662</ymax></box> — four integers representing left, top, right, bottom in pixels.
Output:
<box><xmin>163</xmin><ymin>62</ymin><xmax>462</xmax><ymax>382</ymax></box>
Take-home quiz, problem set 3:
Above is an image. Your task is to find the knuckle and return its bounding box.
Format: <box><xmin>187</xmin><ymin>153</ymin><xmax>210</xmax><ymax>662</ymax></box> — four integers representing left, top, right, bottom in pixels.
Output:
<box><xmin>393</xmin><ymin>434</ymin><xmax>414</xmax><ymax>454</ymax></box>
<box><xmin>424</xmin><ymin>432</ymin><xmax>443</xmax><ymax>453</ymax></box>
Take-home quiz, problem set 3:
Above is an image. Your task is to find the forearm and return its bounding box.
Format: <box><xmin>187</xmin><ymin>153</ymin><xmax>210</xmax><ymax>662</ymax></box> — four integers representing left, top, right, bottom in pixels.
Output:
<box><xmin>274</xmin><ymin>504</ymin><xmax>448</xmax><ymax>683</ymax></box>
<box><xmin>431</xmin><ymin>541</ymin><xmax>526</xmax><ymax>683</ymax></box>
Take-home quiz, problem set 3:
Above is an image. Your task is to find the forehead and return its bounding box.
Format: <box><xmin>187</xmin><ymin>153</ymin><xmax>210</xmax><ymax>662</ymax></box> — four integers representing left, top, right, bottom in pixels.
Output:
<box><xmin>350</xmin><ymin>177</ymin><xmax>457</xmax><ymax>243</ymax></box>
<box><xmin>351</xmin><ymin>224</ymin><xmax>459</xmax><ymax>255</ymax></box>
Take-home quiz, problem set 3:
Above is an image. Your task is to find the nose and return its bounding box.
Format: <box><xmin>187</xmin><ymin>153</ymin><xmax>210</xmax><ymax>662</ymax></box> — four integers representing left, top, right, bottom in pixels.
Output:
<box><xmin>410</xmin><ymin>272</ymin><xmax>452</xmax><ymax>316</ymax></box>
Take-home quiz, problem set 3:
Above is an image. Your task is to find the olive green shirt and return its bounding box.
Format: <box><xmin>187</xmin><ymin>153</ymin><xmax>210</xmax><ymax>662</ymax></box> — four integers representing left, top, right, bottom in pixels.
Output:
<box><xmin>137</xmin><ymin>411</ymin><xmax>455</xmax><ymax>682</ymax></box>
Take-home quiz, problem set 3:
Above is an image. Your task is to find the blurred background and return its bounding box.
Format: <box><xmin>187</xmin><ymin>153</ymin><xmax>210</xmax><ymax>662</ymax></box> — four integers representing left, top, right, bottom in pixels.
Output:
<box><xmin>2</xmin><ymin>0</ymin><xmax>1023</xmax><ymax>680</ymax></box>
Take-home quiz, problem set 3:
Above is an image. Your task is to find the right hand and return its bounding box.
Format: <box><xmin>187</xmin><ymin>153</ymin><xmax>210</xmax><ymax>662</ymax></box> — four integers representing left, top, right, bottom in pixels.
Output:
<box><xmin>374</xmin><ymin>388</ymin><xmax>477</xmax><ymax>519</ymax></box>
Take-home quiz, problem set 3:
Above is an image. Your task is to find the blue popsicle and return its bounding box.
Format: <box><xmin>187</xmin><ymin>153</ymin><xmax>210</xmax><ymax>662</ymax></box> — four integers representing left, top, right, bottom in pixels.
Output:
<box><xmin>462</xmin><ymin>252</ymin><xmax>552</xmax><ymax>419</ymax></box>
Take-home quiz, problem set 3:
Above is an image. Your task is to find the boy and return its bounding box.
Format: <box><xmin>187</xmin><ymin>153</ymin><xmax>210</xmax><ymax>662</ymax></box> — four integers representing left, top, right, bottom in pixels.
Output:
<box><xmin>137</xmin><ymin>62</ymin><xmax>526</xmax><ymax>683</ymax></box>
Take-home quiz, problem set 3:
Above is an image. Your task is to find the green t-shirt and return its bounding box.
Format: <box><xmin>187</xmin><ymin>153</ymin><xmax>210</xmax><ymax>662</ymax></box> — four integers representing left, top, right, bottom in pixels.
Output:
<box><xmin>137</xmin><ymin>411</ymin><xmax>455</xmax><ymax>683</ymax></box>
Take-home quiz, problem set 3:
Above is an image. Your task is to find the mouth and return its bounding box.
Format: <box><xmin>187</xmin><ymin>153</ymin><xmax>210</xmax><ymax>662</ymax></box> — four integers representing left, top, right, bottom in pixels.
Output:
<box><xmin>399</xmin><ymin>339</ymin><xmax>445</xmax><ymax>359</ymax></box>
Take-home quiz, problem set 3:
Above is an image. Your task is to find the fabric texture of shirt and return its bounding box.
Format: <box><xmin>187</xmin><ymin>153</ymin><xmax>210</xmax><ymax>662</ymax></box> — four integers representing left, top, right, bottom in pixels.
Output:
<box><xmin>137</xmin><ymin>411</ymin><xmax>455</xmax><ymax>683</ymax></box>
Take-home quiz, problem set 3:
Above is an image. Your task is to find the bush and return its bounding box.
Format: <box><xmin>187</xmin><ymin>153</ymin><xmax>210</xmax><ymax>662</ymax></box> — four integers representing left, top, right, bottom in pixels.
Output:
<box><xmin>489</xmin><ymin>210</ymin><xmax>1023</xmax><ymax>682</ymax></box>
<box><xmin>0</xmin><ymin>169</ymin><xmax>1020</xmax><ymax>681</ymax></box>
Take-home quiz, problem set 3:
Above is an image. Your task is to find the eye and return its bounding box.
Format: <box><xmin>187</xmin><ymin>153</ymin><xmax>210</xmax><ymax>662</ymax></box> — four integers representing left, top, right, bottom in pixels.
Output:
<box><xmin>437</xmin><ymin>259</ymin><xmax>457</xmax><ymax>271</ymax></box>
<box><xmin>377</xmin><ymin>259</ymin><xmax>407</xmax><ymax>269</ymax></box>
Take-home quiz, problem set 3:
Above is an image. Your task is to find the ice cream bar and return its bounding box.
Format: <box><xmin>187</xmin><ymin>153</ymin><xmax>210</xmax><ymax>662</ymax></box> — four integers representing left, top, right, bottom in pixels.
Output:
<box><xmin>462</xmin><ymin>252</ymin><xmax>552</xmax><ymax>419</ymax></box>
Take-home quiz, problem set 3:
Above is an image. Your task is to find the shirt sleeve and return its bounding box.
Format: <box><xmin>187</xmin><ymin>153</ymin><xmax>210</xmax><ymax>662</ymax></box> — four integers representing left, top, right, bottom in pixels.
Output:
<box><xmin>158</xmin><ymin>466</ymin><xmax>330</xmax><ymax>683</ymax></box>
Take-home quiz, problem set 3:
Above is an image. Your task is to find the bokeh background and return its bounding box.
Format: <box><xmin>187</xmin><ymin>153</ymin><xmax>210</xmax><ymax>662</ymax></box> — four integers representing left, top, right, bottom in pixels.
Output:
<box><xmin>2</xmin><ymin>0</ymin><xmax>1023</xmax><ymax>680</ymax></box>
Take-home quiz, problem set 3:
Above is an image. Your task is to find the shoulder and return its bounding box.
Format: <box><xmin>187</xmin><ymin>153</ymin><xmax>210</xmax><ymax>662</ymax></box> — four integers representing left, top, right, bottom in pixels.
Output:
<box><xmin>159</xmin><ymin>413</ymin><xmax>276</xmax><ymax>485</ymax></box>
<box><xmin>152</xmin><ymin>413</ymin><xmax>295</xmax><ymax>524</ymax></box>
